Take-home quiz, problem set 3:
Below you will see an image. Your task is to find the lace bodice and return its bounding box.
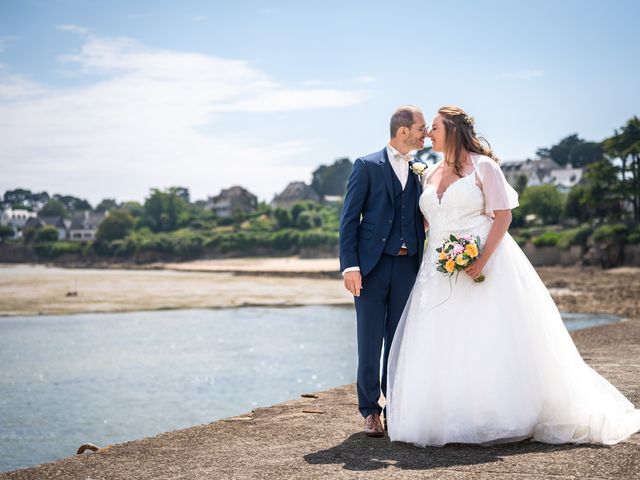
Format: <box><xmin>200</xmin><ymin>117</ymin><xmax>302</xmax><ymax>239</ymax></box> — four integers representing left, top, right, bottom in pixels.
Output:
<box><xmin>420</xmin><ymin>171</ymin><xmax>493</xmax><ymax>247</ymax></box>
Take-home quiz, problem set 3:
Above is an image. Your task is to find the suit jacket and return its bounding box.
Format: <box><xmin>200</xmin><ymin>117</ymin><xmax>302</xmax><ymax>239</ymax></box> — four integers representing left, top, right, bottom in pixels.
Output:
<box><xmin>339</xmin><ymin>147</ymin><xmax>426</xmax><ymax>277</ymax></box>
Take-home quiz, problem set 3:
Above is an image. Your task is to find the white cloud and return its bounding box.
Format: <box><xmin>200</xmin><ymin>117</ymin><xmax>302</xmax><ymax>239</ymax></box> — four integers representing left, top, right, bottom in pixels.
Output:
<box><xmin>0</xmin><ymin>32</ymin><xmax>370</xmax><ymax>203</ymax></box>
<box><xmin>354</xmin><ymin>75</ymin><xmax>376</xmax><ymax>84</ymax></box>
<box><xmin>0</xmin><ymin>64</ymin><xmax>46</xmax><ymax>99</ymax></box>
<box><xmin>500</xmin><ymin>69</ymin><xmax>544</xmax><ymax>80</ymax></box>
<box><xmin>56</xmin><ymin>24</ymin><xmax>90</xmax><ymax>35</ymax></box>
<box><xmin>0</xmin><ymin>36</ymin><xmax>18</xmax><ymax>53</ymax></box>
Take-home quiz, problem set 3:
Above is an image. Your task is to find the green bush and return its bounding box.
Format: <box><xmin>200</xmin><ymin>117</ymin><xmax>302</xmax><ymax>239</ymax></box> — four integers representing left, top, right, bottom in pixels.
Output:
<box><xmin>0</xmin><ymin>225</ymin><xmax>14</xmax><ymax>242</ymax></box>
<box><xmin>109</xmin><ymin>238</ymin><xmax>136</xmax><ymax>257</ymax></box>
<box><xmin>95</xmin><ymin>210</ymin><xmax>134</xmax><ymax>242</ymax></box>
<box><xmin>592</xmin><ymin>223</ymin><xmax>628</xmax><ymax>243</ymax></box>
<box><xmin>570</xmin><ymin>225</ymin><xmax>593</xmax><ymax>246</ymax></box>
<box><xmin>532</xmin><ymin>231</ymin><xmax>562</xmax><ymax>247</ymax></box>
<box><xmin>51</xmin><ymin>241</ymin><xmax>83</xmax><ymax>256</ymax></box>
<box><xmin>555</xmin><ymin>225</ymin><xmax>593</xmax><ymax>249</ymax></box>
<box><xmin>628</xmin><ymin>224</ymin><xmax>640</xmax><ymax>245</ymax></box>
<box><xmin>518</xmin><ymin>229</ymin><xmax>533</xmax><ymax>240</ymax></box>
<box><xmin>34</xmin><ymin>225</ymin><xmax>59</xmax><ymax>243</ymax></box>
<box><xmin>299</xmin><ymin>230</ymin><xmax>338</xmax><ymax>248</ymax></box>
<box><xmin>520</xmin><ymin>185</ymin><xmax>566</xmax><ymax>225</ymax></box>
<box><xmin>272</xmin><ymin>229</ymin><xmax>300</xmax><ymax>251</ymax></box>
<box><xmin>34</xmin><ymin>241</ymin><xmax>83</xmax><ymax>258</ymax></box>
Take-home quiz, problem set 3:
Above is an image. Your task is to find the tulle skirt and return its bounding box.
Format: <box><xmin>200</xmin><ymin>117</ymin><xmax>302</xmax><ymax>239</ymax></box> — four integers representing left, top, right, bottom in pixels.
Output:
<box><xmin>386</xmin><ymin>233</ymin><xmax>640</xmax><ymax>447</ymax></box>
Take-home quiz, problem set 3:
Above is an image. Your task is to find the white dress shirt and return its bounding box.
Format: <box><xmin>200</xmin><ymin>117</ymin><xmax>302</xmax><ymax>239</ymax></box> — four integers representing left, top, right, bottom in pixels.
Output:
<box><xmin>386</xmin><ymin>144</ymin><xmax>411</xmax><ymax>190</ymax></box>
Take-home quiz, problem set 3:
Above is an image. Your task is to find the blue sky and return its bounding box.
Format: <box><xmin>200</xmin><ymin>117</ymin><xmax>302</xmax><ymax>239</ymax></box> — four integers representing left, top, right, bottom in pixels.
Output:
<box><xmin>1</xmin><ymin>0</ymin><xmax>638</xmax><ymax>204</ymax></box>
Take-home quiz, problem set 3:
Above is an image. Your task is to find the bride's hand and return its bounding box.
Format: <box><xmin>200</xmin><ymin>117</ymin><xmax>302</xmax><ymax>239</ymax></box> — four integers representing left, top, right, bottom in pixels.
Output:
<box><xmin>464</xmin><ymin>258</ymin><xmax>485</xmax><ymax>280</ymax></box>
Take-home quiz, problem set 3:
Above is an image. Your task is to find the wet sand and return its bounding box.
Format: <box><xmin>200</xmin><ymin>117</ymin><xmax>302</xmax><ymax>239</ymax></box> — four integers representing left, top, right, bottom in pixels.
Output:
<box><xmin>0</xmin><ymin>263</ymin><xmax>350</xmax><ymax>316</ymax></box>
<box><xmin>1</xmin><ymin>261</ymin><xmax>638</xmax><ymax>318</ymax></box>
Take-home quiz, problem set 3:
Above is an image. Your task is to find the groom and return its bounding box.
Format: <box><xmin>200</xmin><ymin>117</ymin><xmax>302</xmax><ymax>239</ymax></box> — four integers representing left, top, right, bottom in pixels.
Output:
<box><xmin>339</xmin><ymin>105</ymin><xmax>427</xmax><ymax>436</ymax></box>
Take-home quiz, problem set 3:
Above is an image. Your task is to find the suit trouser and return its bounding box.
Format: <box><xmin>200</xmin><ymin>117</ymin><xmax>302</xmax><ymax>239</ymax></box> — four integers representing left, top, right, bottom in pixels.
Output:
<box><xmin>354</xmin><ymin>252</ymin><xmax>419</xmax><ymax>418</ymax></box>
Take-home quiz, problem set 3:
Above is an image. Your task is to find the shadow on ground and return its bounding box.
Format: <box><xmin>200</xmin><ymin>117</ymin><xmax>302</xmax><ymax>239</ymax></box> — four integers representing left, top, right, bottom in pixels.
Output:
<box><xmin>304</xmin><ymin>433</ymin><xmax>600</xmax><ymax>472</ymax></box>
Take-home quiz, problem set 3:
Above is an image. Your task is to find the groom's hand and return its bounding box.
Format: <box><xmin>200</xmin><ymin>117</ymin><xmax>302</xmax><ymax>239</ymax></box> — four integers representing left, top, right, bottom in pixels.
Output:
<box><xmin>343</xmin><ymin>271</ymin><xmax>362</xmax><ymax>297</ymax></box>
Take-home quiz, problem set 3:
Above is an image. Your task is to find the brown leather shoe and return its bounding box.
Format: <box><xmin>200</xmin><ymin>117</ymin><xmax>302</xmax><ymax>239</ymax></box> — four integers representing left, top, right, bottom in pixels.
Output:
<box><xmin>364</xmin><ymin>413</ymin><xmax>384</xmax><ymax>437</ymax></box>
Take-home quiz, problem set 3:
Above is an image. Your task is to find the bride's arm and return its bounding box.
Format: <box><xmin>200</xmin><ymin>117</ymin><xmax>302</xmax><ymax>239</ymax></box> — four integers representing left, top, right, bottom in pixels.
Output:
<box><xmin>464</xmin><ymin>209</ymin><xmax>511</xmax><ymax>279</ymax></box>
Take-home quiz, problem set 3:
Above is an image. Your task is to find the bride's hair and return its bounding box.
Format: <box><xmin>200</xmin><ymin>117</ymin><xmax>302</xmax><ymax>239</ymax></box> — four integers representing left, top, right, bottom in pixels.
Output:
<box><xmin>438</xmin><ymin>106</ymin><xmax>499</xmax><ymax>176</ymax></box>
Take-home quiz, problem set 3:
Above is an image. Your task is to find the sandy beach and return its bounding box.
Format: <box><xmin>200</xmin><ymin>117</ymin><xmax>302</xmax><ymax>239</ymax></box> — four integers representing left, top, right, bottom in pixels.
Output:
<box><xmin>0</xmin><ymin>262</ymin><xmax>350</xmax><ymax>316</ymax></box>
<box><xmin>1</xmin><ymin>259</ymin><xmax>638</xmax><ymax>318</ymax></box>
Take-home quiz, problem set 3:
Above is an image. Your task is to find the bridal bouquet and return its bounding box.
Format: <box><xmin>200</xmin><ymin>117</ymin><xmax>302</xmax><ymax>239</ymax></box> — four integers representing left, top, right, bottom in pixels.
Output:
<box><xmin>436</xmin><ymin>234</ymin><xmax>485</xmax><ymax>283</ymax></box>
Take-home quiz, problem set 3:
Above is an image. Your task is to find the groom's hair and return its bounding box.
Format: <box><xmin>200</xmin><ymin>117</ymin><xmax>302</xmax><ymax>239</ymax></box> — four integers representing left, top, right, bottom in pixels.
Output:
<box><xmin>390</xmin><ymin>105</ymin><xmax>422</xmax><ymax>138</ymax></box>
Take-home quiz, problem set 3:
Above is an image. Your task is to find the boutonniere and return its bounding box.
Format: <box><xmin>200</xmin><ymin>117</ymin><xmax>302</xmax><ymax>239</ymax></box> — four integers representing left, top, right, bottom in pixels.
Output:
<box><xmin>409</xmin><ymin>160</ymin><xmax>428</xmax><ymax>177</ymax></box>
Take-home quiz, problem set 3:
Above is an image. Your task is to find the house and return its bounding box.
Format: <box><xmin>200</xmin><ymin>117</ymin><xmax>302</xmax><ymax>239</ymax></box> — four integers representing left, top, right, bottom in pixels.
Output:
<box><xmin>271</xmin><ymin>181</ymin><xmax>320</xmax><ymax>209</ymax></box>
<box><xmin>208</xmin><ymin>186</ymin><xmax>258</xmax><ymax>218</ymax></box>
<box><xmin>68</xmin><ymin>210</ymin><xmax>108</xmax><ymax>241</ymax></box>
<box><xmin>547</xmin><ymin>166</ymin><xmax>584</xmax><ymax>193</ymax></box>
<box><xmin>0</xmin><ymin>208</ymin><xmax>37</xmax><ymax>238</ymax></box>
<box><xmin>23</xmin><ymin>216</ymin><xmax>70</xmax><ymax>240</ymax></box>
<box><xmin>501</xmin><ymin>157</ymin><xmax>585</xmax><ymax>192</ymax></box>
<box><xmin>501</xmin><ymin>157</ymin><xmax>561</xmax><ymax>189</ymax></box>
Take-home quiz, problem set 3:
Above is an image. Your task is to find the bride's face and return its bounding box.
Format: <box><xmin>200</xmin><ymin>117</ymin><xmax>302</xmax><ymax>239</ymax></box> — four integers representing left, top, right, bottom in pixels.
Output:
<box><xmin>429</xmin><ymin>115</ymin><xmax>446</xmax><ymax>153</ymax></box>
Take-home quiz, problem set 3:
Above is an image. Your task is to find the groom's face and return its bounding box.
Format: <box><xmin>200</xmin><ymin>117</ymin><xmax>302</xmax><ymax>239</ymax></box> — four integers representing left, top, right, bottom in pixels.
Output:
<box><xmin>406</xmin><ymin>113</ymin><xmax>428</xmax><ymax>150</ymax></box>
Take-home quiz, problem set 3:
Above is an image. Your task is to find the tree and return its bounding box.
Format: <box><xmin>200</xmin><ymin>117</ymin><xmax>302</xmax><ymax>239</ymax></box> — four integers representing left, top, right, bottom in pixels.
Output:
<box><xmin>273</xmin><ymin>208</ymin><xmax>292</xmax><ymax>229</ymax></box>
<box><xmin>34</xmin><ymin>225</ymin><xmax>59</xmax><ymax>242</ymax></box>
<box><xmin>569</xmin><ymin>141</ymin><xmax>604</xmax><ymax>167</ymax></box>
<box><xmin>22</xmin><ymin>228</ymin><xmax>37</xmax><ymax>244</ymax></box>
<box><xmin>121</xmin><ymin>201</ymin><xmax>144</xmax><ymax>217</ymax></box>
<box><xmin>168</xmin><ymin>186</ymin><xmax>190</xmax><ymax>203</ymax></box>
<box><xmin>0</xmin><ymin>225</ymin><xmax>14</xmax><ymax>243</ymax></box>
<box><xmin>95</xmin><ymin>210</ymin><xmax>134</xmax><ymax>242</ymax></box>
<box><xmin>537</xmin><ymin>134</ymin><xmax>604</xmax><ymax>167</ymax></box>
<box><xmin>39</xmin><ymin>199</ymin><xmax>67</xmax><ymax>218</ymax></box>
<box><xmin>291</xmin><ymin>202</ymin><xmax>312</xmax><ymax>224</ymax></box>
<box><xmin>515</xmin><ymin>175</ymin><xmax>528</xmax><ymax>194</ymax></box>
<box><xmin>520</xmin><ymin>185</ymin><xmax>565</xmax><ymax>224</ymax></box>
<box><xmin>2</xmin><ymin>189</ymin><xmax>49</xmax><ymax>210</ymax></box>
<box><xmin>564</xmin><ymin>160</ymin><xmax>624</xmax><ymax>223</ymax></box>
<box><xmin>53</xmin><ymin>194</ymin><xmax>92</xmax><ymax>211</ymax></box>
<box><xmin>311</xmin><ymin>158</ymin><xmax>353</xmax><ymax>197</ymax></box>
<box><xmin>142</xmin><ymin>188</ymin><xmax>189</xmax><ymax>232</ymax></box>
<box><xmin>564</xmin><ymin>185</ymin><xmax>591</xmax><ymax>223</ymax></box>
<box><xmin>602</xmin><ymin>116</ymin><xmax>640</xmax><ymax>221</ymax></box>
<box><xmin>95</xmin><ymin>198</ymin><xmax>119</xmax><ymax>212</ymax></box>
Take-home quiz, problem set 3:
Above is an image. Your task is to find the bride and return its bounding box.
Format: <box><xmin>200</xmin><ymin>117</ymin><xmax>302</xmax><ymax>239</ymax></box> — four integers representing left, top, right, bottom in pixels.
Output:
<box><xmin>386</xmin><ymin>105</ymin><xmax>640</xmax><ymax>446</ymax></box>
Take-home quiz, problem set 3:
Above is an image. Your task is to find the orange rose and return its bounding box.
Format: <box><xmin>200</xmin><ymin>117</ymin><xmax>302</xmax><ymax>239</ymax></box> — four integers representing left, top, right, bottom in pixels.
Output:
<box><xmin>445</xmin><ymin>259</ymin><xmax>455</xmax><ymax>273</ymax></box>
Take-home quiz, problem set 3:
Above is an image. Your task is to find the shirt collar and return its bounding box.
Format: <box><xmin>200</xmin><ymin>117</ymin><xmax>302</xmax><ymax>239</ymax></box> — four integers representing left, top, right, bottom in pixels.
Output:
<box><xmin>387</xmin><ymin>144</ymin><xmax>414</xmax><ymax>162</ymax></box>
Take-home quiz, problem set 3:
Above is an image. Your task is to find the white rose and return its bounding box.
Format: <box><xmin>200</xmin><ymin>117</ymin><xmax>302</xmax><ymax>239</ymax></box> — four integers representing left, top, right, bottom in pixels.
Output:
<box><xmin>411</xmin><ymin>162</ymin><xmax>427</xmax><ymax>174</ymax></box>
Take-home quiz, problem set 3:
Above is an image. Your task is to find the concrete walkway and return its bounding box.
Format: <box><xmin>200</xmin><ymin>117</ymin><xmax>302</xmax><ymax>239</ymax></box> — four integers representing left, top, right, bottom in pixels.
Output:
<box><xmin>3</xmin><ymin>317</ymin><xmax>639</xmax><ymax>479</ymax></box>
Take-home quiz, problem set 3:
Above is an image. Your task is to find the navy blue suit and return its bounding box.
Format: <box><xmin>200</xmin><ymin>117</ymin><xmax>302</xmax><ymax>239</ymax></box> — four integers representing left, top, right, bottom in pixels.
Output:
<box><xmin>339</xmin><ymin>147</ymin><xmax>426</xmax><ymax>418</ymax></box>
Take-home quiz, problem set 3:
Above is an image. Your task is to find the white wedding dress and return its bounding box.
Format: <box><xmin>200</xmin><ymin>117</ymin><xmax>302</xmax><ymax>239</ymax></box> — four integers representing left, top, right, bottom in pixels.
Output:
<box><xmin>386</xmin><ymin>155</ymin><xmax>640</xmax><ymax>447</ymax></box>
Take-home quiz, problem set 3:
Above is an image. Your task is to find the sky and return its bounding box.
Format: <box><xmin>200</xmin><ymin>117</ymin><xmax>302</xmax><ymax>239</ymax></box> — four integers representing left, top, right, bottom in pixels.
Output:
<box><xmin>0</xmin><ymin>0</ymin><xmax>639</xmax><ymax>205</ymax></box>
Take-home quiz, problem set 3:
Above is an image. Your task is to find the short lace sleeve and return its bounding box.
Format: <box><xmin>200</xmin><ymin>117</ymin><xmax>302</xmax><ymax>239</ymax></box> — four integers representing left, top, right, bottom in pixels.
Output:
<box><xmin>471</xmin><ymin>155</ymin><xmax>519</xmax><ymax>215</ymax></box>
